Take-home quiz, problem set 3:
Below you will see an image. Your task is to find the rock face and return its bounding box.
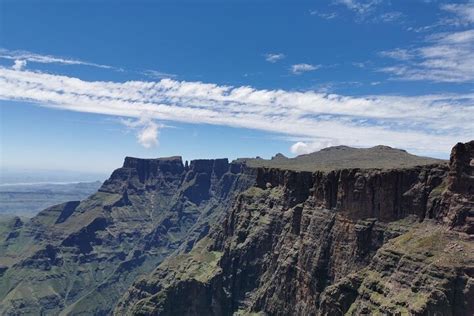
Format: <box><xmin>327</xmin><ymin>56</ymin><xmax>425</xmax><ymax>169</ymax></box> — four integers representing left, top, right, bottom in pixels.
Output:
<box><xmin>434</xmin><ymin>141</ymin><xmax>474</xmax><ymax>233</ymax></box>
<box><xmin>0</xmin><ymin>157</ymin><xmax>254</xmax><ymax>315</ymax></box>
<box><xmin>116</xmin><ymin>141</ymin><xmax>473</xmax><ymax>316</ymax></box>
<box><xmin>1</xmin><ymin>142</ymin><xmax>472</xmax><ymax>316</ymax></box>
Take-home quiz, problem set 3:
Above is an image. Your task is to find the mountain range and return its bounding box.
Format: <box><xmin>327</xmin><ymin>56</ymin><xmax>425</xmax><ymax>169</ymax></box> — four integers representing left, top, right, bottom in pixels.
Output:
<box><xmin>0</xmin><ymin>142</ymin><xmax>472</xmax><ymax>315</ymax></box>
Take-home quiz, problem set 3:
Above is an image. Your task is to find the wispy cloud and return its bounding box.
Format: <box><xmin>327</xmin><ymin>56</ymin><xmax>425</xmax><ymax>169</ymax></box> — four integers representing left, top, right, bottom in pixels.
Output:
<box><xmin>379</xmin><ymin>29</ymin><xmax>474</xmax><ymax>82</ymax></box>
<box><xmin>0</xmin><ymin>66</ymin><xmax>472</xmax><ymax>155</ymax></box>
<box><xmin>376</xmin><ymin>11</ymin><xmax>405</xmax><ymax>23</ymax></box>
<box><xmin>312</xmin><ymin>81</ymin><xmax>363</xmax><ymax>93</ymax></box>
<box><xmin>310</xmin><ymin>10</ymin><xmax>338</xmax><ymax>20</ymax></box>
<box><xmin>352</xmin><ymin>61</ymin><xmax>367</xmax><ymax>68</ymax></box>
<box><xmin>334</xmin><ymin>0</ymin><xmax>406</xmax><ymax>24</ymax></box>
<box><xmin>441</xmin><ymin>2</ymin><xmax>474</xmax><ymax>26</ymax></box>
<box><xmin>264</xmin><ymin>53</ymin><xmax>285</xmax><ymax>63</ymax></box>
<box><xmin>290</xmin><ymin>63</ymin><xmax>320</xmax><ymax>74</ymax></box>
<box><xmin>142</xmin><ymin>69</ymin><xmax>177</xmax><ymax>79</ymax></box>
<box><xmin>335</xmin><ymin>0</ymin><xmax>381</xmax><ymax>15</ymax></box>
<box><xmin>380</xmin><ymin>2</ymin><xmax>474</xmax><ymax>83</ymax></box>
<box><xmin>379</xmin><ymin>48</ymin><xmax>413</xmax><ymax>61</ymax></box>
<box><xmin>406</xmin><ymin>2</ymin><xmax>474</xmax><ymax>33</ymax></box>
<box><xmin>0</xmin><ymin>48</ymin><xmax>118</xmax><ymax>70</ymax></box>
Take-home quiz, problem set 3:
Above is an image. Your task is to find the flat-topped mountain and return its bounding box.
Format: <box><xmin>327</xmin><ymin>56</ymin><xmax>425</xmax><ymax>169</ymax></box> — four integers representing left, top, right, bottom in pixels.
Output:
<box><xmin>0</xmin><ymin>142</ymin><xmax>472</xmax><ymax>315</ymax></box>
<box><xmin>241</xmin><ymin>145</ymin><xmax>446</xmax><ymax>171</ymax></box>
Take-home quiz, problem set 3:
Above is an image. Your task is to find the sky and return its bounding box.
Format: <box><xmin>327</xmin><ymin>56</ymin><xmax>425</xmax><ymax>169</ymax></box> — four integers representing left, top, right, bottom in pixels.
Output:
<box><xmin>0</xmin><ymin>0</ymin><xmax>473</xmax><ymax>175</ymax></box>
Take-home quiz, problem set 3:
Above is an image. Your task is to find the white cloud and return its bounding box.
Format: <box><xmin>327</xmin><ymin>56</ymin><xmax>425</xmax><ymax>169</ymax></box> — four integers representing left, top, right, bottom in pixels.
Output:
<box><xmin>352</xmin><ymin>62</ymin><xmax>367</xmax><ymax>68</ymax></box>
<box><xmin>313</xmin><ymin>81</ymin><xmax>362</xmax><ymax>93</ymax></box>
<box><xmin>378</xmin><ymin>11</ymin><xmax>404</xmax><ymax>23</ymax></box>
<box><xmin>121</xmin><ymin>117</ymin><xmax>160</xmax><ymax>148</ymax></box>
<box><xmin>142</xmin><ymin>70</ymin><xmax>177</xmax><ymax>79</ymax></box>
<box><xmin>12</xmin><ymin>60</ymin><xmax>26</xmax><ymax>71</ymax></box>
<box><xmin>335</xmin><ymin>0</ymin><xmax>381</xmax><ymax>15</ymax></box>
<box><xmin>290</xmin><ymin>63</ymin><xmax>320</xmax><ymax>74</ymax></box>
<box><xmin>310</xmin><ymin>10</ymin><xmax>338</xmax><ymax>20</ymax></box>
<box><xmin>137</xmin><ymin>121</ymin><xmax>159</xmax><ymax>148</ymax></box>
<box><xmin>264</xmin><ymin>53</ymin><xmax>285</xmax><ymax>63</ymax></box>
<box><xmin>379</xmin><ymin>29</ymin><xmax>474</xmax><ymax>82</ymax></box>
<box><xmin>0</xmin><ymin>66</ymin><xmax>472</xmax><ymax>156</ymax></box>
<box><xmin>290</xmin><ymin>142</ymin><xmax>310</xmax><ymax>155</ymax></box>
<box><xmin>406</xmin><ymin>2</ymin><xmax>474</xmax><ymax>33</ymax></box>
<box><xmin>441</xmin><ymin>2</ymin><xmax>474</xmax><ymax>26</ymax></box>
<box><xmin>290</xmin><ymin>140</ymin><xmax>339</xmax><ymax>155</ymax></box>
<box><xmin>335</xmin><ymin>0</ymin><xmax>406</xmax><ymax>24</ymax></box>
<box><xmin>381</xmin><ymin>2</ymin><xmax>474</xmax><ymax>83</ymax></box>
<box><xmin>379</xmin><ymin>48</ymin><xmax>413</xmax><ymax>61</ymax></box>
<box><xmin>0</xmin><ymin>48</ymin><xmax>117</xmax><ymax>70</ymax></box>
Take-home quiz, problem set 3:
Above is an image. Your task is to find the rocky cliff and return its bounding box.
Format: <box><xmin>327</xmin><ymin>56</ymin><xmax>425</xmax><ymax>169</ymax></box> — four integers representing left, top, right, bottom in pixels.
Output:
<box><xmin>0</xmin><ymin>157</ymin><xmax>254</xmax><ymax>315</ymax></box>
<box><xmin>116</xmin><ymin>142</ymin><xmax>473</xmax><ymax>315</ymax></box>
<box><xmin>1</xmin><ymin>143</ymin><xmax>472</xmax><ymax>315</ymax></box>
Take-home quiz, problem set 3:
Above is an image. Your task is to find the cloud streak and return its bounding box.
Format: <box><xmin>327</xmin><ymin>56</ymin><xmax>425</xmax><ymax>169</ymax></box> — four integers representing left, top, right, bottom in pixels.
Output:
<box><xmin>335</xmin><ymin>0</ymin><xmax>381</xmax><ymax>15</ymax></box>
<box><xmin>380</xmin><ymin>3</ymin><xmax>474</xmax><ymax>83</ymax></box>
<box><xmin>0</xmin><ymin>66</ymin><xmax>472</xmax><ymax>155</ymax></box>
<box><xmin>0</xmin><ymin>48</ymin><xmax>118</xmax><ymax>70</ymax></box>
<box><xmin>264</xmin><ymin>53</ymin><xmax>285</xmax><ymax>63</ymax></box>
<box><xmin>142</xmin><ymin>70</ymin><xmax>177</xmax><ymax>80</ymax></box>
<box><xmin>380</xmin><ymin>29</ymin><xmax>474</xmax><ymax>82</ymax></box>
<box><xmin>290</xmin><ymin>63</ymin><xmax>320</xmax><ymax>74</ymax></box>
<box><xmin>441</xmin><ymin>2</ymin><xmax>474</xmax><ymax>26</ymax></box>
<box><xmin>310</xmin><ymin>10</ymin><xmax>338</xmax><ymax>20</ymax></box>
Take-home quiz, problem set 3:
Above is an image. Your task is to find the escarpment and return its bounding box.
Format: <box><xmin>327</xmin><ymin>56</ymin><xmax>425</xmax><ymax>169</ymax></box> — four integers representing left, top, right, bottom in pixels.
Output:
<box><xmin>1</xmin><ymin>142</ymin><xmax>472</xmax><ymax>315</ymax></box>
<box><xmin>0</xmin><ymin>157</ymin><xmax>255</xmax><ymax>315</ymax></box>
<box><xmin>116</xmin><ymin>141</ymin><xmax>473</xmax><ymax>316</ymax></box>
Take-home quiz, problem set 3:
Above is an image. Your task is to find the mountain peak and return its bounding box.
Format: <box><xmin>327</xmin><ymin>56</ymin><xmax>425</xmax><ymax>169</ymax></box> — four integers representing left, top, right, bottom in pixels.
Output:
<box><xmin>271</xmin><ymin>153</ymin><xmax>288</xmax><ymax>160</ymax></box>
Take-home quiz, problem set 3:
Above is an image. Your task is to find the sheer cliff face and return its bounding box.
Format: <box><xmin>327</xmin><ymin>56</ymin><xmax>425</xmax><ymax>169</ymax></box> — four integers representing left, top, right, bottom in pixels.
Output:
<box><xmin>1</xmin><ymin>143</ymin><xmax>472</xmax><ymax>316</ymax></box>
<box><xmin>116</xmin><ymin>142</ymin><xmax>473</xmax><ymax>316</ymax></box>
<box><xmin>0</xmin><ymin>157</ymin><xmax>254</xmax><ymax>315</ymax></box>
<box><xmin>435</xmin><ymin>141</ymin><xmax>474</xmax><ymax>234</ymax></box>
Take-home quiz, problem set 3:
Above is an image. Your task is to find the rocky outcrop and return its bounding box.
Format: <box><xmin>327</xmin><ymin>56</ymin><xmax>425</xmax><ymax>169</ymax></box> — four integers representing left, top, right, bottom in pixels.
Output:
<box><xmin>116</xmin><ymin>141</ymin><xmax>473</xmax><ymax>316</ymax></box>
<box><xmin>319</xmin><ymin>224</ymin><xmax>474</xmax><ymax>315</ymax></box>
<box><xmin>433</xmin><ymin>141</ymin><xmax>474</xmax><ymax>233</ymax></box>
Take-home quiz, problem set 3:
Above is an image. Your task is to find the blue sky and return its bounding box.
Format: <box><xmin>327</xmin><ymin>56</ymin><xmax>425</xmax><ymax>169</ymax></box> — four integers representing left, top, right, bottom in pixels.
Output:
<box><xmin>0</xmin><ymin>0</ymin><xmax>473</xmax><ymax>174</ymax></box>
